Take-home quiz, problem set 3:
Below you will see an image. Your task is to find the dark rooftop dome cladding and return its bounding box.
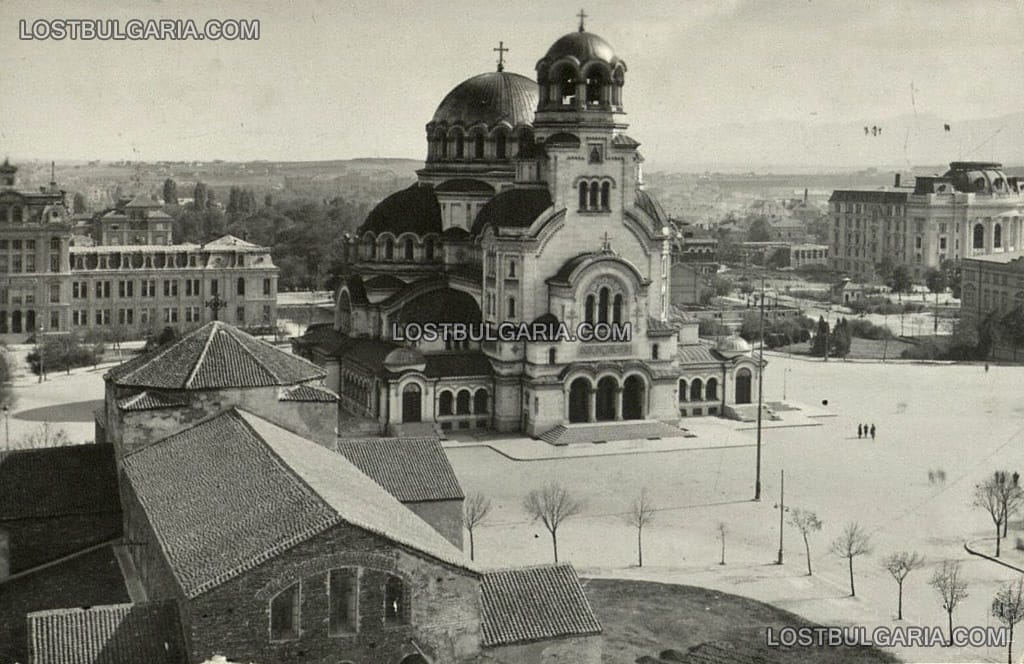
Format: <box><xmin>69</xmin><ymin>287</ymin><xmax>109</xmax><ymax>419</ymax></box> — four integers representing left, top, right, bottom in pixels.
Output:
<box><xmin>943</xmin><ymin>161</ymin><xmax>1011</xmax><ymax>194</ymax></box>
<box><xmin>470</xmin><ymin>187</ymin><xmax>553</xmax><ymax>235</ymax></box>
<box><xmin>430</xmin><ymin>71</ymin><xmax>538</xmax><ymax>129</ymax></box>
<box><xmin>541</xmin><ymin>31</ymin><xmax>622</xmax><ymax>67</ymax></box>
<box><xmin>394</xmin><ymin>288</ymin><xmax>481</xmax><ymax>325</ymax></box>
<box><xmin>635</xmin><ymin>189</ymin><xmax>668</xmax><ymax>227</ymax></box>
<box><xmin>358</xmin><ymin>183</ymin><xmax>442</xmax><ymax>236</ymax></box>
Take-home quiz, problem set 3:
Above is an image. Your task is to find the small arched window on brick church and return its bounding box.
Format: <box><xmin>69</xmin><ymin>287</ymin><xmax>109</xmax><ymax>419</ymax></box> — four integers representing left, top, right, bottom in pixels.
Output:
<box><xmin>384</xmin><ymin>575</ymin><xmax>408</xmax><ymax>626</ymax></box>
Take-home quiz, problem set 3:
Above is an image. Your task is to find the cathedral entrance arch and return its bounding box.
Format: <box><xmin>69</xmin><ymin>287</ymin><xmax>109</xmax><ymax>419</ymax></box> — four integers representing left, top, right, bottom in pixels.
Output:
<box><xmin>622</xmin><ymin>375</ymin><xmax>645</xmax><ymax>420</ymax></box>
<box><xmin>595</xmin><ymin>376</ymin><xmax>617</xmax><ymax>421</ymax></box>
<box><xmin>735</xmin><ymin>369</ymin><xmax>752</xmax><ymax>405</ymax></box>
<box><xmin>402</xmin><ymin>384</ymin><xmax>422</xmax><ymax>423</ymax></box>
<box><xmin>568</xmin><ymin>378</ymin><xmax>590</xmax><ymax>423</ymax></box>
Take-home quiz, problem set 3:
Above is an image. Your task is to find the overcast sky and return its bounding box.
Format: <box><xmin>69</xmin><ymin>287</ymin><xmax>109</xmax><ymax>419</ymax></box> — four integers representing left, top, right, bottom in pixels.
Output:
<box><xmin>2</xmin><ymin>0</ymin><xmax>1022</xmax><ymax>168</ymax></box>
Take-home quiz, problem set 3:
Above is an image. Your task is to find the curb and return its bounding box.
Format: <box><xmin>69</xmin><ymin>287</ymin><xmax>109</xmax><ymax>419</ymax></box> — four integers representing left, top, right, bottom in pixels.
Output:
<box><xmin>963</xmin><ymin>539</ymin><xmax>1024</xmax><ymax>574</ymax></box>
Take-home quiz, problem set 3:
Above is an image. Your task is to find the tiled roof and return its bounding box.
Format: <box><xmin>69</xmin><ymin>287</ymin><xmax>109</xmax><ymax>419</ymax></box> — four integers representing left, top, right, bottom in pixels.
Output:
<box><xmin>202</xmin><ymin>234</ymin><xmax>261</xmax><ymax>249</ymax></box>
<box><xmin>334</xmin><ymin>437</ymin><xmax>464</xmax><ymax>502</ymax></box>
<box><xmin>480</xmin><ymin>565</ymin><xmax>602</xmax><ymax>647</ymax></box>
<box><xmin>279</xmin><ymin>384</ymin><xmax>338</xmax><ymax>403</ymax></box>
<box><xmin>117</xmin><ymin>391</ymin><xmax>187</xmax><ymax>412</ymax></box>
<box><xmin>677</xmin><ymin>344</ymin><xmax>722</xmax><ymax>365</ymax></box>
<box><xmin>107</xmin><ymin>321</ymin><xmax>325</xmax><ymax>390</ymax></box>
<box><xmin>123</xmin><ymin>410</ymin><xmax>470</xmax><ymax>598</ymax></box>
<box><xmin>27</xmin><ymin>602</ymin><xmax>186</xmax><ymax>664</ymax></box>
<box><xmin>0</xmin><ymin>444</ymin><xmax>119</xmax><ymax>521</ymax></box>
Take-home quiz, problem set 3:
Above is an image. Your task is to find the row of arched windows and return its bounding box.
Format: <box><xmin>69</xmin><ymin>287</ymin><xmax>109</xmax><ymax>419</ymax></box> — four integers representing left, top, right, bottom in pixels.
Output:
<box><xmin>578</xmin><ymin>180</ymin><xmax>612</xmax><ymax>211</ymax></box>
<box><xmin>429</xmin><ymin>128</ymin><xmax>533</xmax><ymax>162</ymax></box>
<box><xmin>584</xmin><ymin>286</ymin><xmax>625</xmax><ymax>324</ymax></box>
<box><xmin>362</xmin><ymin>235</ymin><xmax>439</xmax><ymax>262</ymax></box>
<box><xmin>973</xmin><ymin>222</ymin><xmax>1004</xmax><ymax>250</ymax></box>
<box><xmin>679</xmin><ymin>377</ymin><xmax>719</xmax><ymax>402</ymax></box>
<box><xmin>438</xmin><ymin>388</ymin><xmax>489</xmax><ymax>416</ymax></box>
<box><xmin>538</xmin><ymin>62</ymin><xmax>625</xmax><ymax>109</ymax></box>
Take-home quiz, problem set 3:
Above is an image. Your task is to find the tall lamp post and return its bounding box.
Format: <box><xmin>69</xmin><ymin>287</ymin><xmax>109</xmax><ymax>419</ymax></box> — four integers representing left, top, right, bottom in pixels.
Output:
<box><xmin>754</xmin><ymin>277</ymin><xmax>766</xmax><ymax>501</ymax></box>
<box><xmin>37</xmin><ymin>325</ymin><xmax>45</xmax><ymax>383</ymax></box>
<box><xmin>2</xmin><ymin>404</ymin><xmax>8</xmax><ymax>451</ymax></box>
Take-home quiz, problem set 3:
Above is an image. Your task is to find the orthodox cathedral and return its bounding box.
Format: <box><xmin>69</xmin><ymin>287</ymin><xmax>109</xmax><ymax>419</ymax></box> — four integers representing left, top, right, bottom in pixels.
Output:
<box><xmin>296</xmin><ymin>17</ymin><xmax>761</xmax><ymax>439</ymax></box>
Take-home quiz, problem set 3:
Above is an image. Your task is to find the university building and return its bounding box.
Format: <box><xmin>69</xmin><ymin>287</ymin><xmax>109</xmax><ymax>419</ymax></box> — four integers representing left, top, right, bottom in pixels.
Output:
<box><xmin>1</xmin><ymin>322</ymin><xmax>602</xmax><ymax>663</ymax></box>
<box><xmin>829</xmin><ymin>162</ymin><xmax>1024</xmax><ymax>282</ymax></box>
<box><xmin>295</xmin><ymin>19</ymin><xmax>762</xmax><ymax>438</ymax></box>
<box><xmin>0</xmin><ymin>159</ymin><xmax>278</xmax><ymax>342</ymax></box>
<box><xmin>960</xmin><ymin>250</ymin><xmax>1024</xmax><ymax>328</ymax></box>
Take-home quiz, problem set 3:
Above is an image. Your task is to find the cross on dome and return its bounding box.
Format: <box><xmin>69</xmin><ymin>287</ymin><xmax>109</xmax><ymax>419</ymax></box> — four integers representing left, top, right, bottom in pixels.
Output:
<box><xmin>577</xmin><ymin>9</ymin><xmax>588</xmax><ymax>32</ymax></box>
<box><xmin>493</xmin><ymin>41</ymin><xmax>509</xmax><ymax>72</ymax></box>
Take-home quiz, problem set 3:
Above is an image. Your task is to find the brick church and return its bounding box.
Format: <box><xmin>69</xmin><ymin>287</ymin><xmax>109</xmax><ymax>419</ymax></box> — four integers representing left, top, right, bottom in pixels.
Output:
<box><xmin>1</xmin><ymin>322</ymin><xmax>601</xmax><ymax>663</ymax></box>
<box><xmin>295</xmin><ymin>17</ymin><xmax>762</xmax><ymax>439</ymax></box>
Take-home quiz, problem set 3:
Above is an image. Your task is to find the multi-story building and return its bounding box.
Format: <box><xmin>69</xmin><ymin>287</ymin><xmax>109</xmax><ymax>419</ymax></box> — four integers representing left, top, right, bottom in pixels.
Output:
<box><xmin>0</xmin><ymin>160</ymin><xmax>279</xmax><ymax>341</ymax></box>
<box><xmin>960</xmin><ymin>250</ymin><xmax>1024</xmax><ymax>328</ymax></box>
<box><xmin>829</xmin><ymin>163</ymin><xmax>1024</xmax><ymax>282</ymax></box>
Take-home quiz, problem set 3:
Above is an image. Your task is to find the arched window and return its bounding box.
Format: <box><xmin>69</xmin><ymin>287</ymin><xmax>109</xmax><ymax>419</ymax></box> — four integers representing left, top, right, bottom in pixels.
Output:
<box><xmin>601</xmin><ymin>182</ymin><xmax>610</xmax><ymax>209</ymax></box>
<box><xmin>507</xmin><ymin>296</ymin><xmax>516</xmax><ymax>319</ymax></box>
<box><xmin>270</xmin><ymin>583</ymin><xmax>301</xmax><ymax>642</ymax></box>
<box><xmin>508</xmin><ymin>260</ymin><xmax>516</xmax><ymax>278</ymax></box>
<box><xmin>585</xmin><ymin>294</ymin><xmax>595</xmax><ymax>324</ymax></box>
<box><xmin>403</xmin><ymin>238</ymin><xmax>414</xmax><ymax>260</ymax></box>
<box><xmin>384</xmin><ymin>575</ymin><xmax>407</xmax><ymax>626</ymax></box>
<box><xmin>578</xmin><ymin>182</ymin><xmax>588</xmax><ymax>210</ymax></box>
<box><xmin>455</xmin><ymin>133</ymin><xmax>465</xmax><ymax>159</ymax></box>
<box><xmin>328</xmin><ymin>568</ymin><xmax>358</xmax><ymax>636</ymax></box>
<box><xmin>613</xmin><ymin>293</ymin><xmax>623</xmax><ymax>323</ymax></box>
<box><xmin>456</xmin><ymin>390</ymin><xmax>471</xmax><ymax>415</ymax></box>
<box><xmin>434</xmin><ymin>130</ymin><xmax>447</xmax><ymax>159</ymax></box>
<box><xmin>548</xmin><ymin>347</ymin><xmax>557</xmax><ymax>364</ymax></box>
<box><xmin>496</xmin><ymin>132</ymin><xmax>507</xmax><ymax>159</ymax></box>
<box><xmin>365</xmin><ymin>238</ymin><xmax>376</xmax><ymax>259</ymax></box>
<box><xmin>557</xmin><ymin>67</ymin><xmax>577</xmax><ymax>105</ymax></box>
<box><xmin>438</xmin><ymin>391</ymin><xmax>453</xmax><ymax>416</ymax></box>
<box><xmin>652</xmin><ymin>343</ymin><xmax>659</xmax><ymax>360</ymax></box>
<box><xmin>384</xmin><ymin>239</ymin><xmax>394</xmax><ymax>260</ymax></box>
<box><xmin>425</xmin><ymin>238</ymin><xmax>435</xmax><ymax>261</ymax></box>
<box><xmin>474</xmin><ymin>134</ymin><xmax>485</xmax><ymax>159</ymax></box>
<box><xmin>473</xmin><ymin>389</ymin><xmax>489</xmax><ymax>414</ymax></box>
<box><xmin>994</xmin><ymin>224</ymin><xmax>1002</xmax><ymax>248</ymax></box>
<box><xmin>585</xmin><ymin>68</ymin><xmax>606</xmax><ymax>106</ymax></box>
<box><xmin>12</xmin><ymin>207</ymin><xmax>22</xmax><ymax>223</ymax></box>
<box><xmin>598</xmin><ymin>287</ymin><xmax>610</xmax><ymax>324</ymax></box>
<box><xmin>973</xmin><ymin>223</ymin><xmax>985</xmax><ymax>249</ymax></box>
<box><xmin>678</xmin><ymin>379</ymin><xmax>687</xmax><ymax>402</ymax></box>
<box><xmin>690</xmin><ymin>378</ymin><xmax>703</xmax><ymax>402</ymax></box>
<box><xmin>706</xmin><ymin>377</ymin><xmax>719</xmax><ymax>401</ymax></box>
<box><xmin>588</xmin><ymin>182</ymin><xmax>599</xmax><ymax>210</ymax></box>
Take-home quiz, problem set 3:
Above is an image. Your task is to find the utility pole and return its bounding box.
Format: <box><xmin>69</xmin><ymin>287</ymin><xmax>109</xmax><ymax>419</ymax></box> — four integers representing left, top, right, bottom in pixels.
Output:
<box><xmin>824</xmin><ymin>272</ymin><xmax>832</xmax><ymax>362</ymax></box>
<box><xmin>37</xmin><ymin>325</ymin><xmax>45</xmax><ymax>383</ymax></box>
<box><xmin>776</xmin><ymin>469</ymin><xmax>785</xmax><ymax>565</ymax></box>
<box><xmin>754</xmin><ymin>277</ymin><xmax>765</xmax><ymax>501</ymax></box>
<box><xmin>2</xmin><ymin>404</ymin><xmax>8</xmax><ymax>451</ymax></box>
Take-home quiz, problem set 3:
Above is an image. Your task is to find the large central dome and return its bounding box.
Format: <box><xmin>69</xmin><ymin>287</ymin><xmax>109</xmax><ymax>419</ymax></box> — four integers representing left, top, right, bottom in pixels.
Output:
<box><xmin>430</xmin><ymin>71</ymin><xmax>538</xmax><ymax>129</ymax></box>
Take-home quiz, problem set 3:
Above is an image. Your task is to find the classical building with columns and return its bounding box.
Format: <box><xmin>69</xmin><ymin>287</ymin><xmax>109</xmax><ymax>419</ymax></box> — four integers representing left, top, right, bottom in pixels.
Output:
<box><xmin>295</xmin><ymin>18</ymin><xmax>762</xmax><ymax>440</ymax></box>
<box><xmin>829</xmin><ymin>162</ymin><xmax>1023</xmax><ymax>282</ymax></box>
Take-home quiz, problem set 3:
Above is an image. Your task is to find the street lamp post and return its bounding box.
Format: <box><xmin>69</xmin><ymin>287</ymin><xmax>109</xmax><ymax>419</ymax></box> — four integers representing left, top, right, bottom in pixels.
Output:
<box><xmin>2</xmin><ymin>404</ymin><xmax>8</xmax><ymax>451</ymax></box>
<box><xmin>37</xmin><ymin>325</ymin><xmax>45</xmax><ymax>383</ymax></box>
<box><xmin>776</xmin><ymin>469</ymin><xmax>785</xmax><ymax>565</ymax></box>
<box><xmin>783</xmin><ymin>368</ymin><xmax>790</xmax><ymax>401</ymax></box>
<box><xmin>754</xmin><ymin>277</ymin><xmax>765</xmax><ymax>501</ymax></box>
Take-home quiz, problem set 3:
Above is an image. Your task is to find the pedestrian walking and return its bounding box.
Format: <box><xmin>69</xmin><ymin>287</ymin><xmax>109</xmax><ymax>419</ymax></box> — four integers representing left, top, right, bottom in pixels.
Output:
<box><xmin>857</xmin><ymin>424</ymin><xmax>862</xmax><ymax>438</ymax></box>
<box><xmin>870</xmin><ymin>424</ymin><xmax>876</xmax><ymax>440</ymax></box>
<box><xmin>985</xmin><ymin>363</ymin><xmax>990</xmax><ymax>372</ymax></box>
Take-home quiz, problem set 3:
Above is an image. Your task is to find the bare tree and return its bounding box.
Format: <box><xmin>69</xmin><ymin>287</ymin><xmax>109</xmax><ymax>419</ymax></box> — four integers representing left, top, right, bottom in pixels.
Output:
<box><xmin>789</xmin><ymin>508</ymin><xmax>823</xmax><ymax>576</ymax></box>
<box><xmin>17</xmin><ymin>422</ymin><xmax>71</xmax><ymax>449</ymax></box>
<box><xmin>993</xmin><ymin>471</ymin><xmax>1023</xmax><ymax>538</ymax></box>
<box><xmin>624</xmin><ymin>488</ymin><xmax>656</xmax><ymax>567</ymax></box>
<box><xmin>882</xmin><ymin>551</ymin><xmax>926</xmax><ymax>620</ymax></box>
<box><xmin>930</xmin><ymin>560</ymin><xmax>969</xmax><ymax>646</ymax></box>
<box><xmin>717</xmin><ymin>522</ymin><xmax>728</xmax><ymax>565</ymax></box>
<box><xmin>523</xmin><ymin>482</ymin><xmax>584</xmax><ymax>563</ymax></box>
<box><xmin>993</xmin><ymin>578</ymin><xmax>1024</xmax><ymax>664</ymax></box>
<box><xmin>975</xmin><ymin>476</ymin><xmax>1012</xmax><ymax>557</ymax></box>
<box><xmin>830</xmin><ymin>522</ymin><xmax>873</xmax><ymax>596</ymax></box>
<box><xmin>462</xmin><ymin>492</ymin><xmax>492</xmax><ymax>562</ymax></box>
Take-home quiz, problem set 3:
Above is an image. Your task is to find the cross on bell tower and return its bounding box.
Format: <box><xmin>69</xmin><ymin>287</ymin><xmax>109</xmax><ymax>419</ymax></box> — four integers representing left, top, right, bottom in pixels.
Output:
<box><xmin>493</xmin><ymin>41</ymin><xmax>508</xmax><ymax>72</ymax></box>
<box><xmin>577</xmin><ymin>9</ymin><xmax>588</xmax><ymax>32</ymax></box>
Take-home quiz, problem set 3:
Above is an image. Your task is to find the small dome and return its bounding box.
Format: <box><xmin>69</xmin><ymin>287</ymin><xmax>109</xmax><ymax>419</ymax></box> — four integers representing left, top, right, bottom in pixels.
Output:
<box><xmin>430</xmin><ymin>71</ymin><xmax>538</xmax><ymax>129</ymax></box>
<box><xmin>541</xmin><ymin>31</ymin><xmax>622</xmax><ymax>68</ymax></box>
<box><xmin>359</xmin><ymin>184</ymin><xmax>441</xmax><ymax>236</ymax></box>
<box><xmin>716</xmin><ymin>335</ymin><xmax>751</xmax><ymax>356</ymax></box>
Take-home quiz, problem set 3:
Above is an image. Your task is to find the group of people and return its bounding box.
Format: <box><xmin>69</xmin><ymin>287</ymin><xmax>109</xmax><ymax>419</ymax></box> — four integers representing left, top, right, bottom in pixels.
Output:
<box><xmin>857</xmin><ymin>423</ymin><xmax>877</xmax><ymax>439</ymax></box>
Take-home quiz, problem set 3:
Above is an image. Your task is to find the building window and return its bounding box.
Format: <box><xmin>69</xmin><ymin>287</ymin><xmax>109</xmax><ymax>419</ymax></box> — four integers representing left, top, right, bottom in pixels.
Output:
<box><xmin>474</xmin><ymin>389</ymin><xmax>489</xmax><ymax>414</ymax></box>
<box><xmin>994</xmin><ymin>224</ymin><xmax>1002</xmax><ymax>248</ymax></box>
<box><xmin>118</xmin><ymin>308</ymin><xmax>134</xmax><ymax>325</ymax></box>
<box><xmin>163</xmin><ymin>280</ymin><xmax>178</xmax><ymax>297</ymax></box>
<box><xmin>185</xmin><ymin>306</ymin><xmax>201</xmax><ymax>323</ymax></box>
<box><xmin>118</xmin><ymin>280</ymin><xmax>134</xmax><ymax>298</ymax></box>
<box><xmin>263</xmin><ymin>278</ymin><xmax>272</xmax><ymax>296</ymax></box>
<box><xmin>270</xmin><ymin>583</ymin><xmax>301</xmax><ymax>642</ymax></box>
<box><xmin>383</xmin><ymin>575</ymin><xmax>408</xmax><ymax>626</ymax></box>
<box><xmin>507</xmin><ymin>296</ymin><xmax>516</xmax><ymax>319</ymax></box>
<box><xmin>973</xmin><ymin>224</ymin><xmax>985</xmax><ymax>249</ymax></box>
<box><xmin>211</xmin><ymin>279</ymin><xmax>219</xmax><ymax>295</ymax></box>
<box><xmin>438</xmin><ymin>391</ymin><xmax>453</xmax><ymax>416</ymax></box>
<box><xmin>164</xmin><ymin>307</ymin><xmax>178</xmax><ymax>323</ymax></box>
<box><xmin>140</xmin><ymin>308</ymin><xmax>152</xmax><ymax>325</ymax></box>
<box><xmin>49</xmin><ymin>284</ymin><xmax>60</xmax><ymax>303</ymax></box>
<box><xmin>456</xmin><ymin>390</ymin><xmax>471</xmax><ymax>415</ymax></box>
<box><xmin>237</xmin><ymin>277</ymin><xmax>246</xmax><ymax>296</ymax></box>
<box><xmin>49</xmin><ymin>311</ymin><xmax>60</xmax><ymax>330</ymax></box>
<box><xmin>25</xmin><ymin>256</ymin><xmax>35</xmax><ymax>273</ymax></box>
<box><xmin>508</xmin><ymin>260</ymin><xmax>516</xmax><ymax>278</ymax></box>
<box><xmin>236</xmin><ymin>306</ymin><xmax>245</xmax><ymax>324</ymax></box>
<box><xmin>548</xmin><ymin>348</ymin><xmax>557</xmax><ymax>364</ymax></box>
<box><xmin>585</xmin><ymin>294</ymin><xmax>595</xmax><ymax>324</ymax></box>
<box><xmin>49</xmin><ymin>255</ymin><xmax>59</xmax><ymax>272</ymax></box>
<box><xmin>652</xmin><ymin>343</ymin><xmax>659</xmax><ymax>360</ymax></box>
<box><xmin>474</xmin><ymin>134</ymin><xmax>485</xmax><ymax>159</ymax></box>
<box><xmin>329</xmin><ymin>569</ymin><xmax>358</xmax><ymax>636</ymax></box>
<box><xmin>95</xmin><ymin>281</ymin><xmax>110</xmax><ymax>299</ymax></box>
<box><xmin>384</xmin><ymin>239</ymin><xmax>394</xmax><ymax>260</ymax></box>
<box><xmin>141</xmin><ymin>280</ymin><xmax>156</xmax><ymax>298</ymax></box>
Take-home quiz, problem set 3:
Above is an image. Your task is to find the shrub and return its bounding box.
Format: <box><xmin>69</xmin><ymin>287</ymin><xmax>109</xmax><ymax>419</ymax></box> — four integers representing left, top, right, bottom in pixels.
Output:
<box><xmin>847</xmin><ymin>318</ymin><xmax>895</xmax><ymax>340</ymax></box>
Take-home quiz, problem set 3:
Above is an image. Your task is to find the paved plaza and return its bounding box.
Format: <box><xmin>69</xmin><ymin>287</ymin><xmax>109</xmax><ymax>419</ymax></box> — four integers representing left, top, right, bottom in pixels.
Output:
<box><xmin>7</xmin><ymin>352</ymin><xmax>1024</xmax><ymax>662</ymax></box>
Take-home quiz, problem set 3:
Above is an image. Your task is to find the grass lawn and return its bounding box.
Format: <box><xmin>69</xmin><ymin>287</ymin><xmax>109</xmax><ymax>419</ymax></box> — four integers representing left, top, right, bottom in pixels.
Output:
<box><xmin>584</xmin><ymin>578</ymin><xmax>900</xmax><ymax>664</ymax></box>
<box><xmin>773</xmin><ymin>337</ymin><xmax>915</xmax><ymax>360</ymax></box>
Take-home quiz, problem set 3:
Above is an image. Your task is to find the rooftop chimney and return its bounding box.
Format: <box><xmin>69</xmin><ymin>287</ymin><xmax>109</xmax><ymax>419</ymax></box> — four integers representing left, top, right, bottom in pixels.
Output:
<box><xmin>894</xmin><ymin>173</ymin><xmax>901</xmax><ymax>188</ymax></box>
